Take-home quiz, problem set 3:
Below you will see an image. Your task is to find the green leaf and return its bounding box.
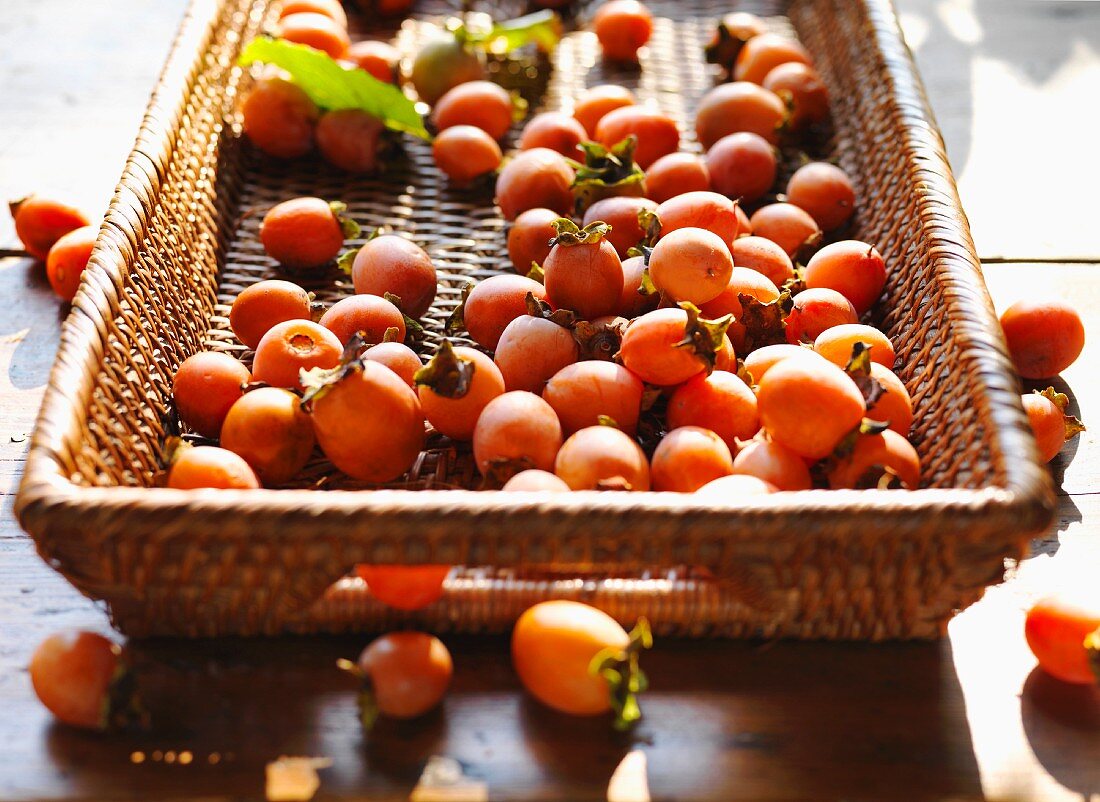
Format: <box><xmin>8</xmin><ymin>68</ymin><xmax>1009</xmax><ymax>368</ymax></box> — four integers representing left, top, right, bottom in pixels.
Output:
<box><xmin>239</xmin><ymin>37</ymin><xmax>429</xmax><ymax>140</ymax></box>
<box><xmin>480</xmin><ymin>10</ymin><xmax>562</xmax><ymax>54</ymax></box>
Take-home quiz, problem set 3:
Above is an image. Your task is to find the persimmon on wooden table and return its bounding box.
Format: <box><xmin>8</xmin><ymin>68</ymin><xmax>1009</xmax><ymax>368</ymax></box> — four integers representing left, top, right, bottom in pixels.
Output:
<box><xmin>1</xmin><ymin>0</ymin><xmax>1098</xmax><ymax>799</ymax></box>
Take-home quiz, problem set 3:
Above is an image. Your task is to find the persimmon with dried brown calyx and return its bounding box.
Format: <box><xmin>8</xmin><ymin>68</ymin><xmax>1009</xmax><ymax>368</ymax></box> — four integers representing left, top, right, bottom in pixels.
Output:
<box><xmin>704</xmin><ymin>12</ymin><xmax>766</xmax><ymax>75</ymax></box>
<box><xmin>220</xmin><ymin>387</ymin><xmax>315</xmax><ymax>486</ymax></box>
<box><xmin>699</xmin><ymin>266</ymin><xmax>781</xmax><ymax>352</ymax></box>
<box><xmin>554</xmin><ymin>425</ymin><xmax>650</xmax><ymax>491</ymax></box>
<box><xmin>619</xmin><ymin>303</ymin><xmax>733</xmax><ymax>387</ymax></box>
<box><xmin>348</xmin><ymin>234</ymin><xmax>437</xmax><ymax>320</ymax></box>
<box><xmin>261</xmin><ymin>197</ymin><xmax>358</xmax><ymax>270</ymax></box>
<box><xmin>543</xmin><ymin>219</ymin><xmax>624</xmax><ymax>321</ymax></box>
<box><xmin>8</xmin><ymin>195</ymin><xmax>89</xmax><ymax>261</ymax></box>
<box><xmin>1023</xmin><ymin>387</ymin><xmax>1085</xmax><ymax>463</ymax></box>
<box><xmin>473</xmin><ymin>391</ymin><xmax>563</xmax><ymax>480</ymax></box>
<box><xmin>827</xmin><ymin>427</ymin><xmax>921</xmax><ymax>490</ymax></box>
<box><xmin>495</xmin><ymin>295</ymin><xmax>579</xmax><ymax>393</ymax></box>
<box><xmin>415</xmin><ymin>340</ymin><xmax>504</xmax><ymax>441</ymax></box>
<box><xmin>495</xmin><ymin>148</ymin><xmax>575</xmax><ymax>221</ymax></box>
<box><xmin>866</xmin><ymin>362</ymin><xmax>913</xmax><ymax>436</ymax></box>
<box><xmin>571</xmin><ymin>137</ymin><xmax>648</xmax><ymax>216</ymax></box>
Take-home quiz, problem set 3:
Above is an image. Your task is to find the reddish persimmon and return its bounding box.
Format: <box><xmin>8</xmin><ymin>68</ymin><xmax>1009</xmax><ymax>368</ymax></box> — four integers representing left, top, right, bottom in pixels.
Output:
<box><xmin>619</xmin><ymin>307</ymin><xmax>712</xmax><ymax>386</ymax></box>
<box><xmin>172</xmin><ymin>351</ymin><xmax>251</xmax><ymax>439</ymax></box>
<box><xmin>543</xmin><ymin>222</ymin><xmax>624</xmax><ymax>320</ymax></box>
<box><xmin>617</xmin><ymin>255</ymin><xmax>658</xmax><ymax>318</ymax></box>
<box><xmin>695</xmin><ymin>473</ymin><xmax>776</xmax><ymax>498</ymax></box>
<box><xmin>787</xmin><ymin>162</ymin><xmax>856</xmax><ymax>231</ymax></box>
<box><xmin>9</xmin><ymin>196</ymin><xmax>89</xmax><ymax>261</ymax></box>
<box><xmin>554</xmin><ymin>425</ymin><xmax>650</xmax><ymax>491</ymax></box>
<box><xmin>346</xmin><ymin>40</ymin><xmax>398</xmax><ymax>83</ymax></box>
<box><xmin>461</xmin><ymin>275</ymin><xmax>547</xmax><ymax>351</ymax></box>
<box><xmin>45</xmin><ymin>225</ymin><xmax>96</xmax><ymax>301</ymax></box>
<box><xmin>731</xmin><ymin>235</ymin><xmax>795</xmax><ymax>286</ymax></box>
<box><xmin>785</xmin><ymin>287</ymin><xmax>858</xmax><ymax>344</ymax></box>
<box><xmin>350</xmin><ymin>234</ymin><xmax>437</xmax><ymax>319</ymax></box>
<box><xmin>432</xmin><ymin>81</ymin><xmax>514</xmax><ymax>141</ymax></box>
<box><xmin>416</xmin><ymin>343</ymin><xmax>505</xmax><ymax>441</ymax></box>
<box><xmin>220</xmin><ymin>387</ymin><xmax>315</xmax><ymax>485</ymax></box>
<box><xmin>275</xmin><ymin>12</ymin><xmax>350</xmax><ymax>59</ymax></box>
<box><xmin>355</xmin><ymin>632</ymin><xmax>453</xmax><ymax>718</ymax></box>
<box><xmin>582</xmin><ymin>196</ymin><xmax>658</xmax><ymax>259</ymax></box>
<box><xmin>409</xmin><ymin>36</ymin><xmax>486</xmax><ymax>105</ymax></box>
<box><xmin>355</xmin><ymin>565</ymin><xmax>450</xmax><ymax>611</ymax></box>
<box><xmin>363</xmin><ymin>341</ymin><xmax>421</xmax><ymax>387</ymax></box>
<box><xmin>1025</xmin><ymin>590</ymin><xmax>1100</xmax><ymax>685</ymax></box>
<box><xmin>756</xmin><ymin>353</ymin><xmax>865</xmax><ymax>459</ymax></box>
<box><xmin>706</xmin><ymin>132</ymin><xmax>776</xmax><ymax>203</ymax></box>
<box><xmin>594</xmin><ymin>105</ymin><xmax>680</xmax><ymax>169</ymax></box>
<box><xmin>495</xmin><ymin>148</ymin><xmax>575</xmax><ymax>220</ymax></box>
<box><xmin>473</xmin><ymin>391</ymin><xmax>563</xmax><ymax>478</ymax></box>
<box><xmin>804</xmin><ymin>240</ymin><xmax>886</xmax><ymax>316</ymax></box>
<box><xmin>1000</xmin><ymin>300</ymin><xmax>1085</xmax><ymax>379</ymax></box>
<box><xmin>260</xmin><ymin>196</ymin><xmax>348</xmax><ymax>270</ymax></box>
<box><xmin>695</xmin><ymin>82</ymin><xmax>786</xmax><ymax>149</ymax></box>
<box><xmin>742</xmin><ymin>343</ymin><xmax>815</xmax><ymax>382</ymax></box>
<box><xmin>502</xmin><ymin>469</ymin><xmax>572</xmax><ymax>492</ymax></box>
<box><xmin>827</xmin><ymin>429</ymin><xmax>920</xmax><ymax>489</ymax></box>
<box><xmin>593</xmin><ymin>0</ymin><xmax>653</xmax><ymax>62</ymax></box>
<box><xmin>644</xmin><ymin>152</ymin><xmax>711</xmax><ymax>203</ymax></box>
<box><xmin>167</xmin><ymin>445</ymin><xmax>260</xmax><ymax>490</ymax></box>
<box><xmin>543</xmin><ymin>361</ymin><xmax>645</xmax><ymax>436</ymax></box>
<box><xmin>749</xmin><ymin>202</ymin><xmax>822</xmax><ymax>258</ymax></box>
<box><xmin>762</xmin><ymin>62</ymin><xmax>829</xmax><ymax>129</ymax></box>
<box><xmin>733</xmin><ymin>33</ymin><xmax>813</xmax><ymax>85</ymax></box>
<box><xmin>814</xmin><ymin>324</ymin><xmax>896</xmax><ymax>369</ymax></box>
<box><xmin>252</xmin><ymin>319</ymin><xmax>343</xmax><ymax>389</ymax></box>
<box><xmin>310</xmin><ymin>359</ymin><xmax>425</xmax><ymax>481</ymax></box>
<box><xmin>731</xmin><ymin>437</ymin><xmax>812</xmax><ymax>491</ymax></box>
<box><xmin>651</xmin><ymin>426</ymin><xmax>734</xmax><ymax>492</ymax></box>
<box><xmin>229</xmin><ymin>279</ymin><xmax>312</xmax><ymax>350</ymax></box>
<box><xmin>278</xmin><ymin>0</ymin><xmax>348</xmax><ymax>26</ymax></box>
<box><xmin>240</xmin><ymin>77</ymin><xmax>319</xmax><ymax>159</ymax></box>
<box><xmin>433</xmin><ymin>125</ymin><xmax>502</xmax><ymax>184</ymax></box>
<box><xmin>648</xmin><ymin>227</ymin><xmax>733</xmax><ymax>305</ymax></box>
<box><xmin>495</xmin><ymin>316</ymin><xmax>579</xmax><ymax>393</ymax></box>
<box><xmin>573</xmin><ymin>84</ymin><xmax>636</xmax><ymax>137</ymax></box>
<box><xmin>319</xmin><ymin>294</ymin><xmax>405</xmax><ymax>345</ymax></box>
<box><xmin>655</xmin><ymin>191</ymin><xmax>745</xmax><ymax>247</ymax></box>
<box><xmin>519</xmin><ymin>112</ymin><xmax>588</xmax><ymax>160</ymax></box>
<box><xmin>29</xmin><ymin>632</ymin><xmax>124</xmax><ymax>730</ymax></box>
<box><xmin>508</xmin><ymin>207</ymin><xmax>560</xmax><ymax>274</ymax></box>
<box><xmin>1022</xmin><ymin>389</ymin><xmax>1084</xmax><ymax>463</ymax></box>
<box><xmin>668</xmin><ymin>371</ymin><xmax>759</xmax><ymax>451</ymax></box>
<box><xmin>867</xmin><ymin>363</ymin><xmax>913</xmax><ymax>436</ymax></box>
<box><xmin>316</xmin><ymin>109</ymin><xmax>384</xmax><ymax>173</ymax></box>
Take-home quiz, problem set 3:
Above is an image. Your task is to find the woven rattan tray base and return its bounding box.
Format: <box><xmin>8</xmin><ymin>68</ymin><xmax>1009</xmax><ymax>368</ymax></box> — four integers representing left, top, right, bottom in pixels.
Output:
<box><xmin>16</xmin><ymin>0</ymin><xmax>1054</xmax><ymax>639</ymax></box>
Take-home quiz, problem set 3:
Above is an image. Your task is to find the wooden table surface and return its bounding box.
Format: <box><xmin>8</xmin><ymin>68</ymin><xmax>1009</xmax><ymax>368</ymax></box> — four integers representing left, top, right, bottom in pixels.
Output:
<box><xmin>2</xmin><ymin>1</ymin><xmax>1099</xmax><ymax>799</ymax></box>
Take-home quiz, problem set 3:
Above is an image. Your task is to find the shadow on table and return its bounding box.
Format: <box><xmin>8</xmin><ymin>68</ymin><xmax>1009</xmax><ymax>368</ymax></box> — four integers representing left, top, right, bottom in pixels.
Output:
<box><xmin>1020</xmin><ymin>667</ymin><xmax>1100</xmax><ymax>798</ymax></box>
<box><xmin>0</xmin><ymin>256</ymin><xmax>65</xmax><ymax>392</ymax></box>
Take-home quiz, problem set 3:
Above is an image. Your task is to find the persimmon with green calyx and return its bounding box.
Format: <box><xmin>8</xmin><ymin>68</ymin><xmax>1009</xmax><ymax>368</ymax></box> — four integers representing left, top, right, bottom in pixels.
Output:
<box><xmin>572</xmin><ymin>137</ymin><xmax>649</xmax><ymax>215</ymax></box>
<box><xmin>354</xmin><ymin>565</ymin><xmax>451</xmax><ymax>611</ymax></box>
<box><xmin>620</xmin><ymin>303</ymin><xmax>732</xmax><ymax>386</ymax></box>
<box><xmin>1025</xmin><ymin>589</ymin><xmax>1100</xmax><ymax>685</ymax></box>
<box><xmin>508</xmin><ymin>207</ymin><xmax>560</xmax><ymax>275</ymax></box>
<box><xmin>519</xmin><ymin>112</ymin><xmax>587</xmax><ymax>160</ymax></box>
<box><xmin>409</xmin><ymin>33</ymin><xmax>486</xmax><ymax>105</ymax></box>
<box><xmin>433</xmin><ymin>125</ymin><xmax>502</xmax><ymax>185</ymax></box>
<box><xmin>275</xmin><ymin>12</ymin><xmax>350</xmax><ymax>60</ymax></box>
<box><xmin>172</xmin><ymin>351</ymin><xmax>251</xmax><ymax>439</ymax></box>
<box><xmin>319</xmin><ymin>294</ymin><xmax>405</xmax><ymax>346</ymax></box>
<box><xmin>595</xmin><ymin>106</ymin><xmax>679</xmax><ymax>170</ymax></box>
<box><xmin>1023</xmin><ymin>387</ymin><xmax>1086</xmax><ymax>463</ymax></box>
<box><xmin>695</xmin><ymin>473</ymin><xmax>775</xmax><ymax>498</ymax></box>
<box><xmin>543</xmin><ymin>361</ymin><xmax>645</xmax><ymax>436</ymax></box>
<box><xmin>45</xmin><ymin>225</ymin><xmax>96</xmax><ymax>301</ymax></box>
<box><xmin>803</xmin><ymin>240</ymin><xmax>885</xmax><ymax>316</ymax></box>
<box><xmin>9</xmin><ymin>196</ymin><xmax>89</xmax><ymax>261</ymax></box>
<box><xmin>252</xmin><ymin>319</ymin><xmax>343</xmax><ymax>390</ymax></box>
<box><xmin>512</xmin><ymin>601</ymin><xmax>652</xmax><ymax>730</ymax></box>
<box><xmin>814</xmin><ymin>324</ymin><xmax>895</xmax><ymax>369</ymax></box>
<box><xmin>347</xmin><ymin>234</ymin><xmax>437</xmax><ymax>320</ymax></box>
<box><xmin>732</xmin><ymin>437</ymin><xmax>812</xmax><ymax>491</ymax></box>
<box><xmin>302</xmin><ymin>346</ymin><xmax>425</xmax><ymax>482</ymax></box>
<box><xmin>756</xmin><ymin>352</ymin><xmax>865</xmax><ymax>460</ymax></box>
<box><xmin>261</xmin><ymin>197</ymin><xmax>358</xmax><ymax>271</ymax></box>
<box><xmin>655</xmin><ymin>191</ymin><xmax>747</xmax><ymax>249</ymax></box>
<box><xmin>582</xmin><ymin>195</ymin><xmax>657</xmax><ymax>258</ymax></box>
<box><xmin>705</xmin><ymin>12</ymin><xmax>766</xmax><ymax>75</ymax></box>
<box><xmin>651</xmin><ymin>426</ymin><xmax>734</xmax><ymax>492</ymax></box>
<box><xmin>763</xmin><ymin>62</ymin><xmax>829</xmax><ymax>129</ymax></box>
<box><xmin>473</xmin><ymin>391</ymin><xmax>563</xmax><ymax>481</ymax></box>
<box><xmin>495</xmin><ymin>148</ymin><xmax>575</xmax><ymax>220</ymax></box>
<box><xmin>668</xmin><ymin>371</ymin><xmax>759</xmax><ymax>452</ymax></box>
<box><xmin>363</xmin><ymin>341</ymin><xmax>421</xmax><ymax>387</ymax></box>
<box><xmin>695</xmin><ymin>82</ymin><xmax>786</xmax><ymax>149</ymax></box>
<box><xmin>593</xmin><ymin>0</ymin><xmax>653</xmax><ymax>62</ymax></box>
<box><xmin>787</xmin><ymin>162</ymin><xmax>856</xmax><ymax>232</ymax></box>
<box><xmin>573</xmin><ymin>84</ymin><xmax>635</xmax><ymax>137</ymax></box>
<box><xmin>495</xmin><ymin>295</ymin><xmax>579</xmax><ymax>393</ymax></box>
<box><xmin>167</xmin><ymin>445</ymin><xmax>261</xmax><ymax>490</ymax></box>
<box><xmin>346</xmin><ymin>40</ymin><xmax>398</xmax><ymax>83</ymax></box>
<box><xmin>503</xmin><ymin>469</ymin><xmax>572</xmax><ymax>492</ymax></box>
<box><xmin>316</xmin><ymin>109</ymin><xmax>385</xmax><ymax>173</ymax></box>
<box><xmin>648</xmin><ymin>227</ymin><xmax>733</xmax><ymax>305</ymax></box>
<box><xmin>229</xmin><ymin>279</ymin><xmax>312</xmax><ymax>350</ymax></box>
<box><xmin>220</xmin><ymin>387</ymin><xmax>315</xmax><ymax>486</ymax></box>
<box><xmin>338</xmin><ymin>632</ymin><xmax>453</xmax><ymax>728</ymax></box>
<box><xmin>432</xmin><ymin>81</ymin><xmax>519</xmax><ymax>142</ymax></box>
<box><xmin>733</xmin><ymin>33</ymin><xmax>813</xmax><ymax>85</ymax></box>
<box><xmin>554</xmin><ymin>424</ymin><xmax>650</xmax><ymax>491</ymax></box>
<box><xmin>644</xmin><ymin>152</ymin><xmax>711</xmax><ymax>203</ymax></box>
<box><xmin>1000</xmin><ymin>299</ymin><xmax>1085</xmax><ymax>379</ymax></box>
<box><xmin>415</xmin><ymin>340</ymin><xmax>504</xmax><ymax>441</ymax></box>
<box><xmin>749</xmin><ymin>202</ymin><xmax>822</xmax><ymax>259</ymax></box>
<box><xmin>448</xmin><ymin>275</ymin><xmax>547</xmax><ymax>351</ymax></box>
<box><xmin>706</xmin><ymin>131</ymin><xmax>777</xmax><ymax>203</ymax></box>
<box><xmin>826</xmin><ymin>426</ymin><xmax>920</xmax><ymax>490</ymax></box>
<box><xmin>240</xmin><ymin>77</ymin><xmax>319</xmax><ymax>159</ymax></box>
<box><xmin>29</xmin><ymin>631</ymin><xmax>144</xmax><ymax>731</ymax></box>
<box><xmin>784</xmin><ymin>287</ymin><xmax>856</xmax><ymax>344</ymax></box>
<box><xmin>543</xmin><ymin>219</ymin><xmax>624</xmax><ymax>320</ymax></box>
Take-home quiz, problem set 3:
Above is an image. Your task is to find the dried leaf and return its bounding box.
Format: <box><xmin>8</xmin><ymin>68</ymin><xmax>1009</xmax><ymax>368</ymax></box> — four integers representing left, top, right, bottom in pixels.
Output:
<box><xmin>844</xmin><ymin>342</ymin><xmax>886</xmax><ymax>408</ymax></box>
<box><xmin>738</xmin><ymin>291</ymin><xmax>793</xmax><ymax>352</ymax></box>
<box><xmin>675</xmin><ymin>301</ymin><xmax>733</xmax><ymax>372</ymax></box>
<box><xmin>414</xmin><ymin>340</ymin><xmax>475</xmax><ymax>399</ymax></box>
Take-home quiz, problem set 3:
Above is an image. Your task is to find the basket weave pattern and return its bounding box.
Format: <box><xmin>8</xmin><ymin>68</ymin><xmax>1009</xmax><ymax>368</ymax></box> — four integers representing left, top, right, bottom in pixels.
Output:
<box><xmin>16</xmin><ymin>0</ymin><xmax>1054</xmax><ymax>639</ymax></box>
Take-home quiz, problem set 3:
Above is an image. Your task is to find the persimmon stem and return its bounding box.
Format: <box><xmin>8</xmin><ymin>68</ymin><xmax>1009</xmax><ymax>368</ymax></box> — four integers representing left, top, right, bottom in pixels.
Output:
<box><xmin>589</xmin><ymin>618</ymin><xmax>653</xmax><ymax>731</ymax></box>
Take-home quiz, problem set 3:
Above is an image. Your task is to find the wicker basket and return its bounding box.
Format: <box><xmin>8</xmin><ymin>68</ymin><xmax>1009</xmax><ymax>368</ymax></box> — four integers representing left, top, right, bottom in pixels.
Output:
<box><xmin>16</xmin><ymin>0</ymin><xmax>1054</xmax><ymax>639</ymax></box>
